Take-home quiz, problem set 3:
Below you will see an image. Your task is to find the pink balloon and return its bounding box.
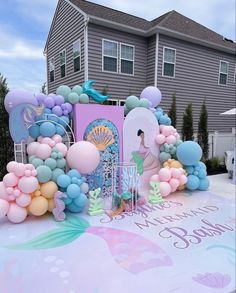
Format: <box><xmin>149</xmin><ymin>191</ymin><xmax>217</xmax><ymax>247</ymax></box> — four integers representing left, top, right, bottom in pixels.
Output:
<box><xmin>171</xmin><ymin>168</ymin><xmax>181</xmax><ymax>179</ymax></box>
<box><xmin>66</xmin><ymin>141</ymin><xmax>100</xmax><ymax>174</ymax></box>
<box><xmin>13</xmin><ymin>188</ymin><xmax>21</xmax><ymax>197</ymax></box>
<box><xmin>3</xmin><ymin>173</ymin><xmax>18</xmax><ymax>187</ymax></box>
<box><xmin>16</xmin><ymin>193</ymin><xmax>31</xmax><ymax>207</ymax></box>
<box><xmin>26</xmin><ymin>142</ymin><xmax>40</xmax><ymax>156</ymax></box>
<box><xmin>150</xmin><ymin>174</ymin><xmax>160</xmax><ymax>182</ymax></box>
<box><xmin>0</xmin><ymin>199</ymin><xmax>10</xmax><ymax>219</ymax></box>
<box><xmin>159</xmin><ymin>125</ymin><xmax>165</xmax><ymax>132</ymax></box>
<box><xmin>14</xmin><ymin>163</ymin><xmax>26</xmax><ymax>177</ymax></box>
<box><xmin>49</xmin><ymin>140</ymin><xmax>56</xmax><ymax>147</ymax></box>
<box><xmin>25</xmin><ymin>164</ymin><xmax>34</xmax><ymax>171</ymax></box>
<box><xmin>35</xmin><ymin>143</ymin><xmax>52</xmax><ymax>160</ymax></box>
<box><xmin>162</xmin><ymin>126</ymin><xmax>172</xmax><ymax>137</ymax></box>
<box><xmin>31</xmin><ymin>170</ymin><xmax>37</xmax><ymax>177</ymax></box>
<box><xmin>52</xmin><ymin>134</ymin><xmax>62</xmax><ymax>143</ymax></box>
<box><xmin>169</xmin><ymin>178</ymin><xmax>180</xmax><ymax>192</ymax></box>
<box><xmin>18</xmin><ymin>176</ymin><xmax>39</xmax><ymax>194</ymax></box>
<box><xmin>7</xmin><ymin>203</ymin><xmax>27</xmax><ymax>223</ymax></box>
<box><xmin>55</xmin><ymin>143</ymin><xmax>68</xmax><ymax>157</ymax></box>
<box><xmin>160</xmin><ymin>182</ymin><xmax>171</xmax><ymax>197</ymax></box>
<box><xmin>24</xmin><ymin>170</ymin><xmax>31</xmax><ymax>177</ymax></box>
<box><xmin>155</xmin><ymin>134</ymin><xmax>166</xmax><ymax>145</ymax></box>
<box><xmin>158</xmin><ymin>168</ymin><xmax>171</xmax><ymax>182</ymax></box>
<box><xmin>41</xmin><ymin>137</ymin><xmax>52</xmax><ymax>145</ymax></box>
<box><xmin>166</xmin><ymin>135</ymin><xmax>177</xmax><ymax>145</ymax></box>
<box><xmin>179</xmin><ymin>174</ymin><xmax>187</xmax><ymax>185</ymax></box>
<box><xmin>6</xmin><ymin>187</ymin><xmax>14</xmax><ymax>195</ymax></box>
<box><xmin>6</xmin><ymin>161</ymin><xmax>18</xmax><ymax>173</ymax></box>
<box><xmin>174</xmin><ymin>133</ymin><xmax>180</xmax><ymax>140</ymax></box>
<box><xmin>37</xmin><ymin>136</ymin><xmax>43</xmax><ymax>143</ymax></box>
<box><xmin>0</xmin><ymin>182</ymin><xmax>8</xmax><ymax>200</ymax></box>
<box><xmin>179</xmin><ymin>168</ymin><xmax>185</xmax><ymax>174</ymax></box>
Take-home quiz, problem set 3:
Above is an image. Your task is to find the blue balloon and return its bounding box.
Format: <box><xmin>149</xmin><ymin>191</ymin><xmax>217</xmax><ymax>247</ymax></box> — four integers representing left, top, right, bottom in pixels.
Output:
<box><xmin>48</xmin><ymin>115</ymin><xmax>59</xmax><ymax>123</ymax></box>
<box><xmin>185</xmin><ymin>166</ymin><xmax>194</xmax><ymax>175</ymax></box>
<box><xmin>67</xmin><ymin>169</ymin><xmax>81</xmax><ymax>179</ymax></box>
<box><xmin>74</xmin><ymin>193</ymin><xmax>88</xmax><ymax>207</ymax></box>
<box><xmin>186</xmin><ymin>175</ymin><xmax>200</xmax><ymax>190</ymax></box>
<box><xmin>198</xmin><ymin>161</ymin><xmax>207</xmax><ymax>170</ymax></box>
<box><xmin>36</xmin><ymin>165</ymin><xmax>52</xmax><ymax>183</ymax></box>
<box><xmin>198</xmin><ymin>178</ymin><xmax>209</xmax><ymax>190</ymax></box>
<box><xmin>64</xmin><ymin>197</ymin><xmax>72</xmax><ymax>205</ymax></box>
<box><xmin>40</xmin><ymin>121</ymin><xmax>56</xmax><ymax>137</ymax></box>
<box><xmin>155</xmin><ymin>111</ymin><xmax>163</xmax><ymax>120</ymax></box>
<box><xmin>57</xmin><ymin>174</ymin><xmax>71</xmax><ymax>188</ymax></box>
<box><xmin>66</xmin><ymin>201</ymin><xmax>83</xmax><ymax>213</ymax></box>
<box><xmin>159</xmin><ymin>152</ymin><xmax>171</xmax><ymax>163</ymax></box>
<box><xmin>82</xmin><ymin>80</ymin><xmax>109</xmax><ymax>103</ymax></box>
<box><xmin>58</xmin><ymin>116</ymin><xmax>69</xmax><ymax>127</ymax></box>
<box><xmin>198</xmin><ymin>169</ymin><xmax>207</xmax><ymax>179</ymax></box>
<box><xmin>43</xmin><ymin>108</ymin><xmax>52</xmax><ymax>114</ymax></box>
<box><xmin>29</xmin><ymin>125</ymin><xmax>40</xmax><ymax>138</ymax></box>
<box><xmin>52</xmin><ymin>168</ymin><xmax>64</xmax><ymax>182</ymax></box>
<box><xmin>56</xmin><ymin>125</ymin><xmax>65</xmax><ymax>136</ymax></box>
<box><xmin>66</xmin><ymin>184</ymin><xmax>80</xmax><ymax>198</ymax></box>
<box><xmin>177</xmin><ymin>141</ymin><xmax>202</xmax><ymax>166</ymax></box>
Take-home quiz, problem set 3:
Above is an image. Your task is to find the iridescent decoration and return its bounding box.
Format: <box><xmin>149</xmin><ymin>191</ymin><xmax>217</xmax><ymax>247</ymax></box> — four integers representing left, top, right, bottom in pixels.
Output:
<box><xmin>87</xmin><ymin>125</ymin><xmax>115</xmax><ymax>151</ymax></box>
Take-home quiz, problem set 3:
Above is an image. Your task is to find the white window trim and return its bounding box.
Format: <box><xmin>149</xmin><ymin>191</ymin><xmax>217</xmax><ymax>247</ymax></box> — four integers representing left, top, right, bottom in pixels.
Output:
<box><xmin>107</xmin><ymin>98</ymin><xmax>119</xmax><ymax>105</ymax></box>
<box><xmin>102</xmin><ymin>39</ymin><xmax>118</xmax><ymax>74</ymax></box>
<box><xmin>218</xmin><ymin>60</ymin><xmax>229</xmax><ymax>85</ymax></box>
<box><xmin>162</xmin><ymin>46</ymin><xmax>176</xmax><ymax>78</ymax></box>
<box><xmin>119</xmin><ymin>43</ymin><xmax>135</xmax><ymax>76</ymax></box>
<box><xmin>118</xmin><ymin>100</ymin><xmax>126</xmax><ymax>106</ymax></box>
<box><xmin>49</xmin><ymin>57</ymin><xmax>55</xmax><ymax>83</ymax></box>
<box><xmin>59</xmin><ymin>49</ymin><xmax>66</xmax><ymax>78</ymax></box>
<box><xmin>73</xmin><ymin>39</ymin><xmax>81</xmax><ymax>72</ymax></box>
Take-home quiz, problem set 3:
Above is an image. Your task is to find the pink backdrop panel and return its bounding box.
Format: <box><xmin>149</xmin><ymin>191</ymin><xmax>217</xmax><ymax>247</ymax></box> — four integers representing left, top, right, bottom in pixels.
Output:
<box><xmin>73</xmin><ymin>104</ymin><xmax>124</xmax><ymax>161</ymax></box>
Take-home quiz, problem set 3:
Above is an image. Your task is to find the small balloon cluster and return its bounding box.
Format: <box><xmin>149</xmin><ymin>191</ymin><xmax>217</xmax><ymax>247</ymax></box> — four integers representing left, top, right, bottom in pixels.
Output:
<box><xmin>124</xmin><ymin>86</ymin><xmax>162</xmax><ymax>115</ymax></box>
<box><xmin>154</xmin><ymin>107</ymin><xmax>171</xmax><ymax>125</ymax></box>
<box><xmin>155</xmin><ymin>125</ymin><xmax>182</xmax><ymax>163</ymax></box>
<box><xmin>176</xmin><ymin>141</ymin><xmax>209</xmax><ymax>191</ymax></box>
<box><xmin>0</xmin><ymin>162</ymin><xmax>38</xmax><ymax>223</ymax></box>
<box><xmin>57</xmin><ymin>170</ymin><xmax>89</xmax><ymax>213</ymax></box>
<box><xmin>151</xmin><ymin>165</ymin><xmax>187</xmax><ymax>197</ymax></box>
<box><xmin>27</xmin><ymin>135</ymin><xmax>68</xmax><ymax>183</ymax></box>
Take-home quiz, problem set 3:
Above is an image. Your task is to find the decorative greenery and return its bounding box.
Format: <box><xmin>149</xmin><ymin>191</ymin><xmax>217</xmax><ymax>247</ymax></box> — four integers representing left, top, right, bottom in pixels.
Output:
<box><xmin>149</xmin><ymin>181</ymin><xmax>164</xmax><ymax>204</ymax></box>
<box><xmin>168</xmin><ymin>93</ymin><xmax>177</xmax><ymax>128</ymax></box>
<box><xmin>205</xmin><ymin>157</ymin><xmax>222</xmax><ymax>174</ymax></box>
<box><xmin>197</xmin><ymin>99</ymin><xmax>209</xmax><ymax>161</ymax></box>
<box><xmin>41</xmin><ymin>82</ymin><xmax>47</xmax><ymax>94</ymax></box>
<box><xmin>0</xmin><ymin>73</ymin><xmax>13</xmax><ymax>180</ymax></box>
<box><xmin>182</xmin><ymin>103</ymin><xmax>194</xmax><ymax>141</ymax></box>
<box><xmin>88</xmin><ymin>187</ymin><xmax>104</xmax><ymax>216</ymax></box>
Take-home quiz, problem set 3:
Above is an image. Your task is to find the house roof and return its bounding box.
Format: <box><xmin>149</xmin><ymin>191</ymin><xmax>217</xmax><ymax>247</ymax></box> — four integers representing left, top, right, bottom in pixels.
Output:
<box><xmin>69</xmin><ymin>0</ymin><xmax>236</xmax><ymax>52</ymax></box>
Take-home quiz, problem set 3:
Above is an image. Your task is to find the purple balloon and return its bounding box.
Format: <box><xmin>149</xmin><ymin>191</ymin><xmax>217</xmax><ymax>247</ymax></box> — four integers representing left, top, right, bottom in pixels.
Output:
<box><xmin>55</xmin><ymin>95</ymin><xmax>65</xmax><ymax>106</ymax></box>
<box><xmin>44</xmin><ymin>96</ymin><xmax>55</xmax><ymax>109</ymax></box>
<box><xmin>65</xmin><ymin>103</ymin><xmax>72</xmax><ymax>113</ymax></box>
<box><xmin>48</xmin><ymin>93</ymin><xmax>56</xmax><ymax>97</ymax></box>
<box><xmin>61</xmin><ymin>103</ymin><xmax>67</xmax><ymax>110</ymax></box>
<box><xmin>63</xmin><ymin>110</ymin><xmax>69</xmax><ymax>116</ymax></box>
<box><xmin>35</xmin><ymin>93</ymin><xmax>46</xmax><ymax>105</ymax></box>
<box><xmin>140</xmin><ymin>86</ymin><xmax>162</xmax><ymax>108</ymax></box>
<box><xmin>4</xmin><ymin>90</ymin><xmax>38</xmax><ymax>113</ymax></box>
<box><xmin>52</xmin><ymin>105</ymin><xmax>63</xmax><ymax>117</ymax></box>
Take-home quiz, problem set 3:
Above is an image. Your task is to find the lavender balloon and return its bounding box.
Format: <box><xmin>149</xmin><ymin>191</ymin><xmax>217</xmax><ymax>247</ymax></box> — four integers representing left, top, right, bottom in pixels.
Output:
<box><xmin>35</xmin><ymin>93</ymin><xmax>46</xmax><ymax>105</ymax></box>
<box><xmin>4</xmin><ymin>90</ymin><xmax>38</xmax><ymax>113</ymax></box>
<box><xmin>55</xmin><ymin>95</ymin><xmax>65</xmax><ymax>106</ymax></box>
<box><xmin>44</xmin><ymin>96</ymin><xmax>55</xmax><ymax>109</ymax></box>
<box><xmin>65</xmin><ymin>102</ymin><xmax>73</xmax><ymax>113</ymax></box>
<box><xmin>52</xmin><ymin>105</ymin><xmax>63</xmax><ymax>117</ymax></box>
<box><xmin>140</xmin><ymin>86</ymin><xmax>162</xmax><ymax>108</ymax></box>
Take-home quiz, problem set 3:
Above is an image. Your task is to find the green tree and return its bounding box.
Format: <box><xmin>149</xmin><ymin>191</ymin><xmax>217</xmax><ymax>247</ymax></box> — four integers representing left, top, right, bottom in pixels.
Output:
<box><xmin>197</xmin><ymin>99</ymin><xmax>209</xmax><ymax>161</ymax></box>
<box><xmin>41</xmin><ymin>82</ymin><xmax>47</xmax><ymax>94</ymax></box>
<box><xmin>182</xmin><ymin>103</ymin><xmax>194</xmax><ymax>141</ymax></box>
<box><xmin>0</xmin><ymin>73</ymin><xmax>13</xmax><ymax>179</ymax></box>
<box><xmin>168</xmin><ymin>93</ymin><xmax>177</xmax><ymax>128</ymax></box>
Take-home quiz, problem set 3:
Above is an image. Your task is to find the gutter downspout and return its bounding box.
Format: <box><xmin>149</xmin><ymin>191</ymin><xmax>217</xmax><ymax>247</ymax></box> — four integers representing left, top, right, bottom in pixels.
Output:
<box><xmin>84</xmin><ymin>16</ymin><xmax>89</xmax><ymax>82</ymax></box>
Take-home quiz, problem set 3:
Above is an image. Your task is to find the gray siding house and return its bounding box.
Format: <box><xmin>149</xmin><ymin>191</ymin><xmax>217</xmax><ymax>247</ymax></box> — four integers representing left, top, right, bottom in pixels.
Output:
<box><xmin>44</xmin><ymin>0</ymin><xmax>236</xmax><ymax>132</ymax></box>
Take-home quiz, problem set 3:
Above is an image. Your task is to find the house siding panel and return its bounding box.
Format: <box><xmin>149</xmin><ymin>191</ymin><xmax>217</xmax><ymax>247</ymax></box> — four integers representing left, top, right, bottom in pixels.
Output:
<box><xmin>146</xmin><ymin>35</ymin><xmax>156</xmax><ymax>86</ymax></box>
<box><xmin>87</xmin><ymin>23</ymin><xmax>147</xmax><ymax>99</ymax></box>
<box><xmin>156</xmin><ymin>35</ymin><xmax>236</xmax><ymax>133</ymax></box>
<box><xmin>47</xmin><ymin>0</ymin><xmax>85</xmax><ymax>93</ymax></box>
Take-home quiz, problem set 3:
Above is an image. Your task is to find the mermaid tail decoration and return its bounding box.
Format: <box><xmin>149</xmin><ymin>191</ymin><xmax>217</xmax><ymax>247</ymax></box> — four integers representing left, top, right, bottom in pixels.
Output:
<box><xmin>6</xmin><ymin>214</ymin><xmax>172</xmax><ymax>274</ymax></box>
<box><xmin>131</xmin><ymin>151</ymin><xmax>144</xmax><ymax>175</ymax></box>
<box><xmin>82</xmin><ymin>80</ymin><xmax>109</xmax><ymax>103</ymax></box>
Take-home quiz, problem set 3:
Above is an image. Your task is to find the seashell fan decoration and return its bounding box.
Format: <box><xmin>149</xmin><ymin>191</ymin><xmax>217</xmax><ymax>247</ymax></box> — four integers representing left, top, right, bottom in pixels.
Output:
<box><xmin>87</xmin><ymin>125</ymin><xmax>115</xmax><ymax>151</ymax></box>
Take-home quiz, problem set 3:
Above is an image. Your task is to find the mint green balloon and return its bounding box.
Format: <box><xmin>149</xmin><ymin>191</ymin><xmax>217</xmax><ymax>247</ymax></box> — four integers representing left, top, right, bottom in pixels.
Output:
<box><xmin>29</xmin><ymin>155</ymin><xmax>36</xmax><ymax>164</ymax></box>
<box><xmin>45</xmin><ymin>158</ymin><xmax>57</xmax><ymax>170</ymax></box>
<box><xmin>124</xmin><ymin>105</ymin><xmax>129</xmax><ymax>115</ymax></box>
<box><xmin>68</xmin><ymin>92</ymin><xmax>79</xmax><ymax>104</ymax></box>
<box><xmin>32</xmin><ymin>158</ymin><xmax>44</xmax><ymax>168</ymax></box>
<box><xmin>56</xmin><ymin>158</ymin><xmax>66</xmax><ymax>169</ymax></box>
<box><xmin>52</xmin><ymin>168</ymin><xmax>65</xmax><ymax>182</ymax></box>
<box><xmin>56</xmin><ymin>85</ymin><xmax>71</xmax><ymax>102</ymax></box>
<box><xmin>139</xmin><ymin>98</ymin><xmax>149</xmax><ymax>108</ymax></box>
<box><xmin>36</xmin><ymin>165</ymin><xmax>52</xmax><ymax>183</ymax></box>
<box><xmin>72</xmin><ymin>85</ymin><xmax>83</xmax><ymax>95</ymax></box>
<box><xmin>126</xmin><ymin>95</ymin><xmax>139</xmax><ymax>110</ymax></box>
<box><xmin>79</xmin><ymin>93</ymin><xmax>89</xmax><ymax>104</ymax></box>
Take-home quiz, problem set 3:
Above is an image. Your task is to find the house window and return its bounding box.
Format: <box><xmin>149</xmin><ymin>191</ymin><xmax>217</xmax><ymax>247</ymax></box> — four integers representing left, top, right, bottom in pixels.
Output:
<box><xmin>49</xmin><ymin>57</ymin><xmax>55</xmax><ymax>82</ymax></box>
<box><xmin>218</xmin><ymin>60</ymin><xmax>228</xmax><ymax>85</ymax></box>
<box><xmin>163</xmin><ymin>47</ymin><xmax>176</xmax><ymax>77</ymax></box>
<box><xmin>120</xmin><ymin>43</ymin><xmax>134</xmax><ymax>75</ymax></box>
<box><xmin>107</xmin><ymin>99</ymin><xmax>118</xmax><ymax>105</ymax></box>
<box><xmin>73</xmin><ymin>40</ymin><xmax>81</xmax><ymax>72</ymax></box>
<box><xmin>103</xmin><ymin>39</ymin><xmax>118</xmax><ymax>73</ymax></box>
<box><xmin>119</xmin><ymin>100</ymin><xmax>126</xmax><ymax>106</ymax></box>
<box><xmin>60</xmin><ymin>50</ymin><xmax>66</xmax><ymax>78</ymax></box>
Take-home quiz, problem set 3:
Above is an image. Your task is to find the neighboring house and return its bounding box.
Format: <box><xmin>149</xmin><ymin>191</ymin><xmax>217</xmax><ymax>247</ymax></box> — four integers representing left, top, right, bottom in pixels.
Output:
<box><xmin>44</xmin><ymin>0</ymin><xmax>236</xmax><ymax>132</ymax></box>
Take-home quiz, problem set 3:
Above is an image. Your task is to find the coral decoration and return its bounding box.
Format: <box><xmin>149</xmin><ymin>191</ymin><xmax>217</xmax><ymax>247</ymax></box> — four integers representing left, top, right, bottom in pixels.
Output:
<box><xmin>149</xmin><ymin>181</ymin><xmax>164</xmax><ymax>204</ymax></box>
<box><xmin>88</xmin><ymin>188</ymin><xmax>104</xmax><ymax>216</ymax></box>
<box><xmin>0</xmin><ymin>161</ymin><xmax>38</xmax><ymax>223</ymax></box>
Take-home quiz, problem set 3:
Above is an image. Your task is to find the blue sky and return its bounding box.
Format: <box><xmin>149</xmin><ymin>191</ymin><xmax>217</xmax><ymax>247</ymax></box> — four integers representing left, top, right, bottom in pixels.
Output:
<box><xmin>0</xmin><ymin>0</ymin><xmax>235</xmax><ymax>93</ymax></box>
